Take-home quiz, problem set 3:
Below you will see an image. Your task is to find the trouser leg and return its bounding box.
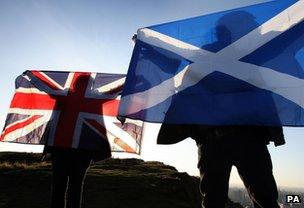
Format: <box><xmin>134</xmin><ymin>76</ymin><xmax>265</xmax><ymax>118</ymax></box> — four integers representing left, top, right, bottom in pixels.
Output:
<box><xmin>50</xmin><ymin>151</ymin><xmax>68</xmax><ymax>208</ymax></box>
<box><xmin>197</xmin><ymin>140</ymin><xmax>232</xmax><ymax>208</ymax></box>
<box><xmin>66</xmin><ymin>153</ymin><xmax>91</xmax><ymax>208</ymax></box>
<box><xmin>236</xmin><ymin>142</ymin><xmax>279</xmax><ymax>208</ymax></box>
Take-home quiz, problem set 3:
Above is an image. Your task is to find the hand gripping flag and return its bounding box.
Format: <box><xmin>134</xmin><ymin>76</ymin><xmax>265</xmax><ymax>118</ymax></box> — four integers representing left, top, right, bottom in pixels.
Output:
<box><xmin>119</xmin><ymin>0</ymin><xmax>304</xmax><ymax>126</ymax></box>
<box><xmin>0</xmin><ymin>70</ymin><xmax>143</xmax><ymax>154</ymax></box>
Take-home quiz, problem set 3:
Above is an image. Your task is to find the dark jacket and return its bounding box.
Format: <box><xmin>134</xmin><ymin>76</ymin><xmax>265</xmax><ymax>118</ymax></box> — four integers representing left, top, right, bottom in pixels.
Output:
<box><xmin>157</xmin><ymin>124</ymin><xmax>285</xmax><ymax>146</ymax></box>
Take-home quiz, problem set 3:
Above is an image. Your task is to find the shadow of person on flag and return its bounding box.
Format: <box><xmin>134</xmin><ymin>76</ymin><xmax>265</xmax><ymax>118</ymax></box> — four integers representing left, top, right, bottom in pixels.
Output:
<box><xmin>157</xmin><ymin>11</ymin><xmax>286</xmax><ymax>208</ymax></box>
<box><xmin>41</xmin><ymin>73</ymin><xmax>112</xmax><ymax>208</ymax></box>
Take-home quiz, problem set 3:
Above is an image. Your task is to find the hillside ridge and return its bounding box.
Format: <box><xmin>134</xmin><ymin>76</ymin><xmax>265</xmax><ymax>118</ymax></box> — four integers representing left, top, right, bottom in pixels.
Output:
<box><xmin>0</xmin><ymin>152</ymin><xmax>244</xmax><ymax>208</ymax></box>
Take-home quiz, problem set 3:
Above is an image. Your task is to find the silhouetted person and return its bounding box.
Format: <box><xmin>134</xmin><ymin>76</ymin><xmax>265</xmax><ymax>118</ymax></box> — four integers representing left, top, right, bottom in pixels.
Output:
<box><xmin>158</xmin><ymin>11</ymin><xmax>285</xmax><ymax>208</ymax></box>
<box><xmin>49</xmin><ymin>148</ymin><xmax>92</xmax><ymax>208</ymax></box>
<box><xmin>43</xmin><ymin>74</ymin><xmax>111</xmax><ymax>208</ymax></box>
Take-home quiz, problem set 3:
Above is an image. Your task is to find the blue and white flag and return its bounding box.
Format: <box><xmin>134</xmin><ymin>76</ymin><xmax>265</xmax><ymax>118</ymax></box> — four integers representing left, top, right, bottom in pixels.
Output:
<box><xmin>119</xmin><ymin>0</ymin><xmax>304</xmax><ymax>126</ymax></box>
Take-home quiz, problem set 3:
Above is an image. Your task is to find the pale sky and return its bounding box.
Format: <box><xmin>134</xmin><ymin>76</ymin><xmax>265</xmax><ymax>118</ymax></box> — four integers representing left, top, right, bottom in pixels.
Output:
<box><xmin>0</xmin><ymin>0</ymin><xmax>303</xmax><ymax>189</ymax></box>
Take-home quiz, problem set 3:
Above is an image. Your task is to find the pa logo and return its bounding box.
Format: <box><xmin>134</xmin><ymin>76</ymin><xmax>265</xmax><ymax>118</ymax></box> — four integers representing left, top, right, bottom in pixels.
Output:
<box><xmin>285</xmin><ymin>195</ymin><xmax>302</xmax><ymax>204</ymax></box>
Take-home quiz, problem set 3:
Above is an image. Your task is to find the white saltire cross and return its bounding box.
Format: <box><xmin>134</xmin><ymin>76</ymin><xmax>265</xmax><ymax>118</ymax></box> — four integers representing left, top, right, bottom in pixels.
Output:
<box><xmin>122</xmin><ymin>1</ymin><xmax>304</xmax><ymax>115</ymax></box>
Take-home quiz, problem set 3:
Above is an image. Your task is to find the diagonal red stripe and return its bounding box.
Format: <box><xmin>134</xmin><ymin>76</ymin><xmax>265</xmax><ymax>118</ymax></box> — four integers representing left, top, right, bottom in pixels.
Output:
<box><xmin>85</xmin><ymin>119</ymin><xmax>107</xmax><ymax>139</ymax></box>
<box><xmin>31</xmin><ymin>71</ymin><xmax>60</xmax><ymax>90</ymax></box>
<box><xmin>0</xmin><ymin>115</ymin><xmax>43</xmax><ymax>141</ymax></box>
<box><xmin>113</xmin><ymin>137</ymin><xmax>135</xmax><ymax>153</ymax></box>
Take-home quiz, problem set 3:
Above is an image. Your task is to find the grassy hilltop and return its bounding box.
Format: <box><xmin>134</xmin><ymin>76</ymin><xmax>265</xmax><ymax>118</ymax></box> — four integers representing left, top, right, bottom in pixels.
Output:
<box><xmin>0</xmin><ymin>152</ymin><xmax>243</xmax><ymax>208</ymax></box>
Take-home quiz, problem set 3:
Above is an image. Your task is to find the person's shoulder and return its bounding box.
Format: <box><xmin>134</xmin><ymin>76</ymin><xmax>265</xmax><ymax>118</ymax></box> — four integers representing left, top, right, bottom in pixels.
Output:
<box><xmin>157</xmin><ymin>124</ymin><xmax>197</xmax><ymax>144</ymax></box>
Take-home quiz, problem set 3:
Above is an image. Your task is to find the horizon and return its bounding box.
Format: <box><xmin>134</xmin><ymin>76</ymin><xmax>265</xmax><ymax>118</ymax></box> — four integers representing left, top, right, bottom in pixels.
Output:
<box><xmin>0</xmin><ymin>149</ymin><xmax>304</xmax><ymax>192</ymax></box>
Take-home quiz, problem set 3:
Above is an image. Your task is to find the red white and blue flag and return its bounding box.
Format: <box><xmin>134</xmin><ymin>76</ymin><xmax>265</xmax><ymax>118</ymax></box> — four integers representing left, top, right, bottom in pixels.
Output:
<box><xmin>0</xmin><ymin>70</ymin><xmax>143</xmax><ymax>154</ymax></box>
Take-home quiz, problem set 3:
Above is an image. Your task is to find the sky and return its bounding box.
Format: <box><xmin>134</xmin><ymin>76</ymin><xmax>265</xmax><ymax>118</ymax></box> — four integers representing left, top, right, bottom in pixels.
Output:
<box><xmin>0</xmin><ymin>0</ymin><xmax>303</xmax><ymax>189</ymax></box>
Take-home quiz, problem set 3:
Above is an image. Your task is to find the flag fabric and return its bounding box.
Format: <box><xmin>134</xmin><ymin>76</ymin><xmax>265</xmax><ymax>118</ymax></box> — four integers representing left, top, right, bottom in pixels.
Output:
<box><xmin>1</xmin><ymin>70</ymin><xmax>143</xmax><ymax>154</ymax></box>
<box><xmin>119</xmin><ymin>0</ymin><xmax>304</xmax><ymax>126</ymax></box>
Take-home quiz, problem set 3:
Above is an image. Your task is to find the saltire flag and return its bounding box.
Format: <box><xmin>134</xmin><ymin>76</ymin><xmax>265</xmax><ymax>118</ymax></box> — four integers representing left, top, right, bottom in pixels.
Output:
<box><xmin>0</xmin><ymin>70</ymin><xmax>143</xmax><ymax>154</ymax></box>
<box><xmin>119</xmin><ymin>0</ymin><xmax>304</xmax><ymax>126</ymax></box>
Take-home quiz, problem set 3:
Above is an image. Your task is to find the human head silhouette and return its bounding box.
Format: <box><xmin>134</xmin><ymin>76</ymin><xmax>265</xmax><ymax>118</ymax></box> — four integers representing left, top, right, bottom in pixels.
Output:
<box><xmin>70</xmin><ymin>74</ymin><xmax>90</xmax><ymax>94</ymax></box>
<box><xmin>210</xmin><ymin>11</ymin><xmax>259</xmax><ymax>51</ymax></box>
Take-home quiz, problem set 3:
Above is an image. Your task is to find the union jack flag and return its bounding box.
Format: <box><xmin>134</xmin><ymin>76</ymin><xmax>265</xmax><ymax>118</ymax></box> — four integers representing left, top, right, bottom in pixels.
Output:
<box><xmin>0</xmin><ymin>70</ymin><xmax>143</xmax><ymax>154</ymax></box>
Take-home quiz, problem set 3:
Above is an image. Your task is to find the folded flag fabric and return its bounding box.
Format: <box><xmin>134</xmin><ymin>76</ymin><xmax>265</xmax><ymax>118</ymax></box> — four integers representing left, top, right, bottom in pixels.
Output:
<box><xmin>119</xmin><ymin>0</ymin><xmax>304</xmax><ymax>126</ymax></box>
<box><xmin>1</xmin><ymin>70</ymin><xmax>143</xmax><ymax>154</ymax></box>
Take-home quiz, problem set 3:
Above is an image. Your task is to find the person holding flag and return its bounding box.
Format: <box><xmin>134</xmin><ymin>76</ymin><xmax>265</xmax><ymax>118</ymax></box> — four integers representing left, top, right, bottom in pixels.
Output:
<box><xmin>118</xmin><ymin>0</ymin><xmax>304</xmax><ymax>207</ymax></box>
<box><xmin>44</xmin><ymin>74</ymin><xmax>112</xmax><ymax>208</ymax></box>
<box><xmin>1</xmin><ymin>70</ymin><xmax>143</xmax><ymax>208</ymax></box>
<box><xmin>157</xmin><ymin>11</ymin><xmax>286</xmax><ymax>208</ymax></box>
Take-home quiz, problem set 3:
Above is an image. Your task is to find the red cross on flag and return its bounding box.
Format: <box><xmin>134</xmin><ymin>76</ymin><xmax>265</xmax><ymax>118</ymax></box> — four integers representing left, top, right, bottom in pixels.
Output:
<box><xmin>0</xmin><ymin>70</ymin><xmax>143</xmax><ymax>154</ymax></box>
